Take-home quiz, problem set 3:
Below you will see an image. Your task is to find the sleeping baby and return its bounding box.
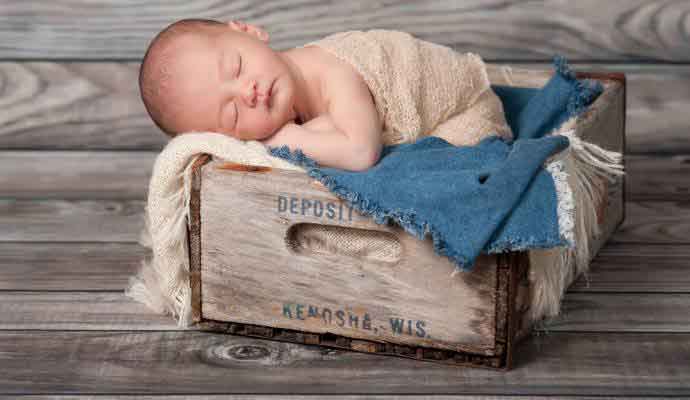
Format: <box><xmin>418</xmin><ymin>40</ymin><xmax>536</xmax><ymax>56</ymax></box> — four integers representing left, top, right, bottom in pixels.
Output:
<box><xmin>139</xmin><ymin>18</ymin><xmax>513</xmax><ymax>171</ymax></box>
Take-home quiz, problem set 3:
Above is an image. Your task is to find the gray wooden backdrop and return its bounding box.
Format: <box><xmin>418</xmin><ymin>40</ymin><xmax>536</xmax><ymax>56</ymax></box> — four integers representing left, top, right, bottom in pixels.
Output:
<box><xmin>1</xmin><ymin>0</ymin><xmax>690</xmax><ymax>396</ymax></box>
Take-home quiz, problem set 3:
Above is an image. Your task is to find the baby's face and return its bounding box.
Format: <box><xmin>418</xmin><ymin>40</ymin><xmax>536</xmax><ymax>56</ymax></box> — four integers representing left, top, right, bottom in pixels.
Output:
<box><xmin>164</xmin><ymin>25</ymin><xmax>299</xmax><ymax>139</ymax></box>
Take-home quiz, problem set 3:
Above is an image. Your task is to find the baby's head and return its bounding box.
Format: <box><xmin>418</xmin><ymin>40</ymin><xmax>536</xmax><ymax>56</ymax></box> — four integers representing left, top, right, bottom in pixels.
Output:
<box><xmin>139</xmin><ymin>18</ymin><xmax>300</xmax><ymax>140</ymax></box>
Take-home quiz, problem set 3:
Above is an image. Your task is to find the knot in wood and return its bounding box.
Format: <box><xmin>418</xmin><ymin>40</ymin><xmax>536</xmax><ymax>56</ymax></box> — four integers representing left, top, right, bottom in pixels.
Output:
<box><xmin>227</xmin><ymin>344</ymin><xmax>270</xmax><ymax>361</ymax></box>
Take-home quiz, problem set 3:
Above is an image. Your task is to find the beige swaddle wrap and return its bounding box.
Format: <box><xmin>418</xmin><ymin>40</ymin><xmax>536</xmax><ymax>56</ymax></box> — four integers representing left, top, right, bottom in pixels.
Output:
<box><xmin>300</xmin><ymin>29</ymin><xmax>513</xmax><ymax>146</ymax></box>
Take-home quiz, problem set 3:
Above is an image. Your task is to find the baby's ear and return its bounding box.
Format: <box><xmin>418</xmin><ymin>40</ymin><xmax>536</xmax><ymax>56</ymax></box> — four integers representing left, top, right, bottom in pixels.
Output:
<box><xmin>227</xmin><ymin>20</ymin><xmax>269</xmax><ymax>42</ymax></box>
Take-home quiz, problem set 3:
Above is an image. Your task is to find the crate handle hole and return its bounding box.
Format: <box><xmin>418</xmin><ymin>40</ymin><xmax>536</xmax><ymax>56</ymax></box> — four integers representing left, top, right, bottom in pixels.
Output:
<box><xmin>285</xmin><ymin>223</ymin><xmax>402</xmax><ymax>264</ymax></box>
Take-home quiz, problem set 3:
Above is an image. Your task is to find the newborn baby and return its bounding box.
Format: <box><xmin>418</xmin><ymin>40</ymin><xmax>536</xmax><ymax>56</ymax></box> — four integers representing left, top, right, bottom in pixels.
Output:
<box><xmin>139</xmin><ymin>18</ymin><xmax>513</xmax><ymax>171</ymax></box>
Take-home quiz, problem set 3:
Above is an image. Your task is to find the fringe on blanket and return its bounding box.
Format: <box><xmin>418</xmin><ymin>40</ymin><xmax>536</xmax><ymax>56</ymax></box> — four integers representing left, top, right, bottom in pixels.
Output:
<box><xmin>125</xmin><ymin>154</ymin><xmax>204</xmax><ymax>328</ymax></box>
<box><xmin>509</xmin><ymin>55</ymin><xmax>626</xmax><ymax>326</ymax></box>
<box><xmin>529</xmin><ymin>124</ymin><xmax>625</xmax><ymax>326</ymax></box>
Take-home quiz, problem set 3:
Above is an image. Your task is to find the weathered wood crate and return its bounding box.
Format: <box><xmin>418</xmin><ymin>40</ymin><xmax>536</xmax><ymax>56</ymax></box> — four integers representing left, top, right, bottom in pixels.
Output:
<box><xmin>187</xmin><ymin>67</ymin><xmax>626</xmax><ymax>370</ymax></box>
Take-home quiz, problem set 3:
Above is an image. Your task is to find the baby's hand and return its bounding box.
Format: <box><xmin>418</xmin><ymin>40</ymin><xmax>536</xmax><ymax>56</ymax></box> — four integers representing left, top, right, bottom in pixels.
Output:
<box><xmin>263</xmin><ymin>114</ymin><xmax>339</xmax><ymax>147</ymax></box>
<box><xmin>258</xmin><ymin>120</ymin><xmax>297</xmax><ymax>148</ymax></box>
<box><xmin>257</xmin><ymin>118</ymin><xmax>373</xmax><ymax>171</ymax></box>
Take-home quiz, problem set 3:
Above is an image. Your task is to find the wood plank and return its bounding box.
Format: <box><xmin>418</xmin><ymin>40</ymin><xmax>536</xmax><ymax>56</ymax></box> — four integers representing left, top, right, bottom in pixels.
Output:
<box><xmin>0</xmin><ymin>151</ymin><xmax>153</xmax><ymax>199</ymax></box>
<box><xmin>0</xmin><ymin>397</ymin><xmax>673</xmax><ymax>400</ymax></box>
<box><xmin>0</xmin><ymin>200</ymin><xmax>687</xmax><ymax>244</ymax></box>
<box><xmin>0</xmin><ymin>62</ymin><xmax>688</xmax><ymax>154</ymax></box>
<box><xmin>0</xmin><ymin>151</ymin><xmax>688</xmax><ymax>201</ymax></box>
<box><xmin>0</xmin><ymin>292</ymin><xmax>179</xmax><ymax>330</ymax></box>
<box><xmin>625</xmin><ymin>154</ymin><xmax>690</xmax><ymax>201</ymax></box>
<box><xmin>2</xmin><ymin>242</ymin><xmax>687</xmax><ymax>293</ymax></box>
<box><xmin>1</xmin><ymin>1</ymin><xmax>688</xmax><ymax>61</ymax></box>
<box><xmin>540</xmin><ymin>293</ymin><xmax>690</xmax><ymax>332</ymax></box>
<box><xmin>612</xmin><ymin>201</ymin><xmax>690</xmax><ymax>244</ymax></box>
<box><xmin>0</xmin><ymin>62</ymin><xmax>164</xmax><ymax>150</ymax></box>
<box><xmin>0</xmin><ymin>397</ymin><xmax>671</xmax><ymax>400</ymax></box>
<box><xmin>0</xmin><ymin>242</ymin><xmax>146</xmax><ymax>291</ymax></box>
<box><xmin>0</xmin><ymin>238</ymin><xmax>684</xmax><ymax>316</ymax></box>
<box><xmin>0</xmin><ymin>397</ymin><xmax>668</xmax><ymax>400</ymax></box>
<box><xmin>2</xmin><ymin>291</ymin><xmax>690</xmax><ymax>333</ymax></box>
<box><xmin>0</xmin><ymin>397</ymin><xmax>664</xmax><ymax>400</ymax></box>
<box><xmin>0</xmin><ymin>331</ymin><xmax>687</xmax><ymax>395</ymax></box>
<box><xmin>0</xmin><ymin>199</ymin><xmax>145</xmax><ymax>242</ymax></box>
<box><xmin>570</xmin><ymin>243</ymin><xmax>690</xmax><ymax>292</ymax></box>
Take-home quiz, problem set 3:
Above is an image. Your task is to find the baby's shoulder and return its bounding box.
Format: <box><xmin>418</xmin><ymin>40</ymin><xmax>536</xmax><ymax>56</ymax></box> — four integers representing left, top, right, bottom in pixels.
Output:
<box><xmin>322</xmin><ymin>55</ymin><xmax>377</xmax><ymax>121</ymax></box>
<box><xmin>300</xmin><ymin>46</ymin><xmax>382</xmax><ymax>141</ymax></box>
<box><xmin>301</xmin><ymin>44</ymin><xmax>374</xmax><ymax>110</ymax></box>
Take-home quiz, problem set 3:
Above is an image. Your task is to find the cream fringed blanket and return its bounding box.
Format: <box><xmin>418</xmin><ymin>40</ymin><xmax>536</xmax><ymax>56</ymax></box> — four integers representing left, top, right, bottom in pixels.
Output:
<box><xmin>125</xmin><ymin>126</ymin><xmax>623</xmax><ymax>328</ymax></box>
<box><xmin>125</xmin><ymin>136</ymin><xmax>304</xmax><ymax>327</ymax></box>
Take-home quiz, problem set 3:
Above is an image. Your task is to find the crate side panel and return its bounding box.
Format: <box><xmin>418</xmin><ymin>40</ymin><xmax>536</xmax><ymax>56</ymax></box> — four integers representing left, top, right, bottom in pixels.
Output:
<box><xmin>199</xmin><ymin>163</ymin><xmax>499</xmax><ymax>355</ymax></box>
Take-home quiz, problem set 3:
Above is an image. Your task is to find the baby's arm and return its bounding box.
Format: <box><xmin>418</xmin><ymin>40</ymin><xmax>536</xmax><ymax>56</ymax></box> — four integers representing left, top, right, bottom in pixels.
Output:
<box><xmin>261</xmin><ymin>117</ymin><xmax>377</xmax><ymax>171</ymax></box>
<box><xmin>262</xmin><ymin>69</ymin><xmax>383</xmax><ymax>172</ymax></box>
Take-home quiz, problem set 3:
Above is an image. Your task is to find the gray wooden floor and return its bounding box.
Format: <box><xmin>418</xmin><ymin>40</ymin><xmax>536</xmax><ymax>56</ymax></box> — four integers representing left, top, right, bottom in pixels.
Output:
<box><xmin>1</xmin><ymin>1</ymin><xmax>689</xmax><ymax>397</ymax></box>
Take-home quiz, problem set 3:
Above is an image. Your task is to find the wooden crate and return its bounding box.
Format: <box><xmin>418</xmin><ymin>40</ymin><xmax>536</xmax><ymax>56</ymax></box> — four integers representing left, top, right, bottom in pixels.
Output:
<box><xmin>186</xmin><ymin>68</ymin><xmax>626</xmax><ymax>370</ymax></box>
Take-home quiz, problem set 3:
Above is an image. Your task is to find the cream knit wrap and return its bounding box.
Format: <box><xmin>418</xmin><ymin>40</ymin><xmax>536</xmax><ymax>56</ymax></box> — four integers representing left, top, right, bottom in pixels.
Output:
<box><xmin>300</xmin><ymin>29</ymin><xmax>514</xmax><ymax>147</ymax></box>
<box><xmin>125</xmin><ymin>30</ymin><xmax>625</xmax><ymax>330</ymax></box>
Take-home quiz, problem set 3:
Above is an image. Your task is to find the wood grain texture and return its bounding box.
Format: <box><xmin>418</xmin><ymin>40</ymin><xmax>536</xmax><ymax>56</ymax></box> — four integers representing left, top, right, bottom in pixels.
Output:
<box><xmin>1</xmin><ymin>397</ymin><xmax>673</xmax><ymax>400</ymax></box>
<box><xmin>0</xmin><ymin>242</ymin><xmax>146</xmax><ymax>291</ymax></box>
<box><xmin>0</xmin><ymin>199</ymin><xmax>145</xmax><ymax>242</ymax></box>
<box><xmin>625</xmin><ymin>154</ymin><xmax>690</xmax><ymax>201</ymax></box>
<box><xmin>0</xmin><ymin>331</ymin><xmax>688</xmax><ymax>395</ymax></box>
<box><xmin>2</xmin><ymin>397</ymin><xmax>672</xmax><ymax>400</ymax></box>
<box><xmin>199</xmin><ymin>159</ymin><xmax>502</xmax><ymax>354</ymax></box>
<box><xmin>4</xmin><ymin>397</ymin><xmax>670</xmax><ymax>400</ymax></box>
<box><xmin>0</xmin><ymin>1</ymin><xmax>688</xmax><ymax>61</ymax></box>
<box><xmin>0</xmin><ymin>62</ymin><xmax>163</xmax><ymax>150</ymax></box>
<box><xmin>2</xmin><ymin>291</ymin><xmax>690</xmax><ymax>333</ymax></box>
<box><xmin>0</xmin><ymin>151</ymin><xmax>153</xmax><ymax>199</ymax></box>
<box><xmin>0</xmin><ymin>292</ymin><xmax>179</xmax><ymax>330</ymax></box>
<box><xmin>540</xmin><ymin>292</ymin><xmax>690</xmax><ymax>332</ymax></box>
<box><xmin>0</xmin><ymin>151</ymin><xmax>687</xmax><ymax>201</ymax></box>
<box><xmin>0</xmin><ymin>62</ymin><xmax>688</xmax><ymax>154</ymax></box>
<box><xmin>612</xmin><ymin>201</ymin><xmax>690</xmax><ymax>244</ymax></box>
<box><xmin>1</xmin><ymin>242</ymin><xmax>686</xmax><ymax>293</ymax></box>
<box><xmin>570</xmin><ymin>243</ymin><xmax>690</xmax><ymax>292</ymax></box>
<box><xmin>0</xmin><ymin>199</ymin><xmax>686</xmax><ymax>245</ymax></box>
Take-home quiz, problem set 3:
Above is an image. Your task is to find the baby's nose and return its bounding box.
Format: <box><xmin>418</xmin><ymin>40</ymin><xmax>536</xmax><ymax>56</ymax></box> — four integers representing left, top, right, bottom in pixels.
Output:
<box><xmin>243</xmin><ymin>80</ymin><xmax>257</xmax><ymax>107</ymax></box>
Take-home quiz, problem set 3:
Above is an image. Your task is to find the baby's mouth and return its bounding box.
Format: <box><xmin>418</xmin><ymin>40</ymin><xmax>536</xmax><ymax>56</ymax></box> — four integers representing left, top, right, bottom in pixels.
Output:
<box><xmin>267</xmin><ymin>78</ymin><xmax>275</xmax><ymax>107</ymax></box>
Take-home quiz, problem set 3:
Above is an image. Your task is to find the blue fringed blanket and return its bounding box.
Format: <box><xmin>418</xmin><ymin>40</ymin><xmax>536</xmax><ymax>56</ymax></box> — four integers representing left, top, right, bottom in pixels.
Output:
<box><xmin>268</xmin><ymin>56</ymin><xmax>604</xmax><ymax>272</ymax></box>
